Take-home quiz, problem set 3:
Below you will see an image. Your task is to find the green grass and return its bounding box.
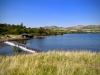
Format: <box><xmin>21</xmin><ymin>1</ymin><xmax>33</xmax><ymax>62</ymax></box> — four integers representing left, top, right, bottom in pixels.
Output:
<box><xmin>0</xmin><ymin>35</ymin><xmax>20</xmax><ymax>39</ymax></box>
<box><xmin>0</xmin><ymin>51</ymin><xmax>100</xmax><ymax>75</ymax></box>
<box><xmin>9</xmin><ymin>35</ymin><xmax>21</xmax><ymax>38</ymax></box>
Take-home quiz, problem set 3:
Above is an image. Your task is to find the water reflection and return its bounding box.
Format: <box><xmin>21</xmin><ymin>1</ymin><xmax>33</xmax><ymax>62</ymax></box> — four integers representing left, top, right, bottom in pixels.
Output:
<box><xmin>0</xmin><ymin>42</ymin><xmax>9</xmax><ymax>48</ymax></box>
<box><xmin>15</xmin><ymin>40</ymin><xmax>27</xmax><ymax>44</ymax></box>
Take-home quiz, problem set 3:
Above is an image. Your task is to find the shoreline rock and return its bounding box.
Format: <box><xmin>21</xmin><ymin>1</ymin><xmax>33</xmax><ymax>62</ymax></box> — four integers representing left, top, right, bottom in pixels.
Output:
<box><xmin>0</xmin><ymin>38</ymin><xmax>30</xmax><ymax>42</ymax></box>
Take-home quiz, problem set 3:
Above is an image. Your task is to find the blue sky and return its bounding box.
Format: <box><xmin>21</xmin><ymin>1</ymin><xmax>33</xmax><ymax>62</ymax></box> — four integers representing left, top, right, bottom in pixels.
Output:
<box><xmin>0</xmin><ymin>0</ymin><xmax>100</xmax><ymax>27</ymax></box>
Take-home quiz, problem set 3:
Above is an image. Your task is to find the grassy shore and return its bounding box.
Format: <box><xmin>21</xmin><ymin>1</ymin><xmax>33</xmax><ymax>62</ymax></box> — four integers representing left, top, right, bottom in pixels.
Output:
<box><xmin>0</xmin><ymin>35</ymin><xmax>20</xmax><ymax>38</ymax></box>
<box><xmin>0</xmin><ymin>51</ymin><xmax>100</xmax><ymax>75</ymax></box>
<box><xmin>0</xmin><ymin>35</ymin><xmax>30</xmax><ymax>42</ymax></box>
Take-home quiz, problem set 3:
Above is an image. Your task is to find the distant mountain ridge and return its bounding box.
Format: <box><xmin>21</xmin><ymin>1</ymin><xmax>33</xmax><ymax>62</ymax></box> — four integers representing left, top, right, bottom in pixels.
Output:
<box><xmin>43</xmin><ymin>25</ymin><xmax>100</xmax><ymax>30</ymax></box>
<box><xmin>66</xmin><ymin>25</ymin><xmax>100</xmax><ymax>29</ymax></box>
<box><xmin>66</xmin><ymin>25</ymin><xmax>84</xmax><ymax>29</ymax></box>
<box><xmin>43</xmin><ymin>26</ymin><xmax>59</xmax><ymax>29</ymax></box>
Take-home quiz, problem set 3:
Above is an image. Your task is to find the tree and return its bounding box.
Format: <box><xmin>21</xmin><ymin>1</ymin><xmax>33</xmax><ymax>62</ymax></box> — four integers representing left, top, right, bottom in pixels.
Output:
<box><xmin>13</xmin><ymin>46</ymin><xmax>22</xmax><ymax>54</ymax></box>
<box><xmin>20</xmin><ymin>22</ymin><xmax>23</xmax><ymax>28</ymax></box>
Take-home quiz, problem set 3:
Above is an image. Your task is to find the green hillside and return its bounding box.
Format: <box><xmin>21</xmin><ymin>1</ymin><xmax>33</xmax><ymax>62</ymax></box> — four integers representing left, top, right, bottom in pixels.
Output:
<box><xmin>43</xmin><ymin>25</ymin><xmax>100</xmax><ymax>33</ymax></box>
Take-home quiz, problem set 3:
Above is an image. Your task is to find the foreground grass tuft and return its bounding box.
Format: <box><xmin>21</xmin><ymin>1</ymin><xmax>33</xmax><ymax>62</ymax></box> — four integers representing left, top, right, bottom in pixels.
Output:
<box><xmin>0</xmin><ymin>51</ymin><xmax>100</xmax><ymax>75</ymax></box>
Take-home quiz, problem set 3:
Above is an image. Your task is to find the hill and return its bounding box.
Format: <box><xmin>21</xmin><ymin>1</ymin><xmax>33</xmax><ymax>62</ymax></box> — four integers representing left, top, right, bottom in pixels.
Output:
<box><xmin>82</xmin><ymin>25</ymin><xmax>100</xmax><ymax>29</ymax></box>
<box><xmin>66</xmin><ymin>25</ymin><xmax>84</xmax><ymax>29</ymax></box>
<box><xmin>43</xmin><ymin>25</ymin><xmax>100</xmax><ymax>33</ymax></box>
<box><xmin>43</xmin><ymin>26</ymin><xmax>59</xmax><ymax>29</ymax></box>
<box><xmin>66</xmin><ymin>25</ymin><xmax>100</xmax><ymax>30</ymax></box>
<box><xmin>43</xmin><ymin>25</ymin><xmax>100</xmax><ymax>30</ymax></box>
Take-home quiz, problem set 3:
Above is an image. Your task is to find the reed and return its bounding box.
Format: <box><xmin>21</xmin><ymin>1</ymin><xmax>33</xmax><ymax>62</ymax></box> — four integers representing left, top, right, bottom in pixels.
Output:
<box><xmin>0</xmin><ymin>50</ymin><xmax>100</xmax><ymax>75</ymax></box>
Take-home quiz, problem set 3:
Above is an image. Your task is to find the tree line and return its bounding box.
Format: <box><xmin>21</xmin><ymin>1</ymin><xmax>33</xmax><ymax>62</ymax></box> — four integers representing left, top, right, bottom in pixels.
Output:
<box><xmin>0</xmin><ymin>23</ymin><xmax>63</xmax><ymax>36</ymax></box>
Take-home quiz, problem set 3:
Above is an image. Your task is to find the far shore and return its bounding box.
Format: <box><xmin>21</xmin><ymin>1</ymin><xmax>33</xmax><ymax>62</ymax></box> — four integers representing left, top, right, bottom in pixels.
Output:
<box><xmin>0</xmin><ymin>35</ymin><xmax>47</xmax><ymax>42</ymax></box>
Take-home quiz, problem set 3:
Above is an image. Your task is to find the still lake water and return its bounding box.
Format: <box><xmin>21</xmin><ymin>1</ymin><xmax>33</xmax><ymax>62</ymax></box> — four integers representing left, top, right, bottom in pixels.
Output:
<box><xmin>0</xmin><ymin>34</ymin><xmax>100</xmax><ymax>55</ymax></box>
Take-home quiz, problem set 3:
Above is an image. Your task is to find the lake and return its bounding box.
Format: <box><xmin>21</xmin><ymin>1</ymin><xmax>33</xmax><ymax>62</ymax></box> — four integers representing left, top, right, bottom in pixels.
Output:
<box><xmin>0</xmin><ymin>34</ymin><xmax>100</xmax><ymax>55</ymax></box>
